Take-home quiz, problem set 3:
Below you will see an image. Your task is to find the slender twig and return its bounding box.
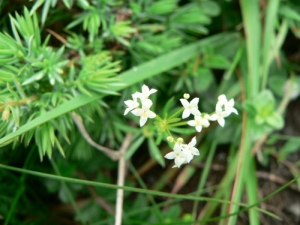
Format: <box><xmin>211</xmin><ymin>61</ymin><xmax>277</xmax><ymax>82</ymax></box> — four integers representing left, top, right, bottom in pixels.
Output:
<box><xmin>46</xmin><ymin>29</ymin><xmax>68</xmax><ymax>44</ymax></box>
<box><xmin>226</xmin><ymin>68</ymin><xmax>247</xmax><ymax>222</ymax></box>
<box><xmin>71</xmin><ymin>113</ymin><xmax>121</xmax><ymax>160</ymax></box>
<box><xmin>71</xmin><ymin>113</ymin><xmax>133</xmax><ymax>224</ymax></box>
<box><xmin>115</xmin><ymin>133</ymin><xmax>132</xmax><ymax>225</ymax></box>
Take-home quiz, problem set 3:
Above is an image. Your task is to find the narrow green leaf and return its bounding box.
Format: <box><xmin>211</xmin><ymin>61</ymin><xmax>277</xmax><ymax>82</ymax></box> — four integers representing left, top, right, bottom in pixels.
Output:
<box><xmin>125</xmin><ymin>135</ymin><xmax>145</xmax><ymax>160</ymax></box>
<box><xmin>148</xmin><ymin>137</ymin><xmax>164</xmax><ymax>167</ymax></box>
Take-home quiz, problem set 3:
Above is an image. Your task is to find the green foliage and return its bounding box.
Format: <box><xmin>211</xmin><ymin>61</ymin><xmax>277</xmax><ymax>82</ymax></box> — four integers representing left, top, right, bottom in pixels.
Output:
<box><xmin>244</xmin><ymin>90</ymin><xmax>284</xmax><ymax>140</ymax></box>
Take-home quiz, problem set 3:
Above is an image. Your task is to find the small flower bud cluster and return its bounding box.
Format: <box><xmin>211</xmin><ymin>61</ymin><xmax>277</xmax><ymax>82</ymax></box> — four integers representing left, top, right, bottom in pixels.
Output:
<box><xmin>124</xmin><ymin>84</ymin><xmax>157</xmax><ymax>127</ymax></box>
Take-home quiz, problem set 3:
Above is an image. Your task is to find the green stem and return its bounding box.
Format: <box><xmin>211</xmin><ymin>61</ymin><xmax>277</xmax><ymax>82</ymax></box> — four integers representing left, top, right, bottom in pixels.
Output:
<box><xmin>168</xmin><ymin>121</ymin><xmax>187</xmax><ymax>127</ymax></box>
<box><xmin>50</xmin><ymin>159</ymin><xmax>87</xmax><ymax>225</ymax></box>
<box><xmin>168</xmin><ymin>108</ymin><xmax>184</xmax><ymax>120</ymax></box>
<box><xmin>4</xmin><ymin>147</ymin><xmax>35</xmax><ymax>225</ymax></box>
<box><xmin>192</xmin><ymin>141</ymin><xmax>217</xmax><ymax>220</ymax></box>
<box><xmin>128</xmin><ymin>162</ymin><xmax>164</xmax><ymax>222</ymax></box>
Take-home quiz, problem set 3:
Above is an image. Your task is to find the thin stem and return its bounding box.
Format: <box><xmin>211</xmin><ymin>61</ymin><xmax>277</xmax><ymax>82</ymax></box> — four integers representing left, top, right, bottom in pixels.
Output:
<box><xmin>168</xmin><ymin>108</ymin><xmax>184</xmax><ymax>120</ymax></box>
<box><xmin>115</xmin><ymin>133</ymin><xmax>133</xmax><ymax>225</ymax></box>
<box><xmin>168</xmin><ymin>121</ymin><xmax>188</xmax><ymax>127</ymax></box>
<box><xmin>71</xmin><ymin>113</ymin><xmax>121</xmax><ymax>160</ymax></box>
<box><xmin>50</xmin><ymin>158</ymin><xmax>87</xmax><ymax>225</ymax></box>
<box><xmin>4</xmin><ymin>147</ymin><xmax>35</xmax><ymax>225</ymax></box>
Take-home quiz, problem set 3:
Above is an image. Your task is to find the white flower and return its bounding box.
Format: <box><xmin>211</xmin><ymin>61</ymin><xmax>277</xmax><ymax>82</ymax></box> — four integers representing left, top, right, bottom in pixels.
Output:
<box><xmin>180</xmin><ymin>97</ymin><xmax>201</xmax><ymax>119</ymax></box>
<box><xmin>139</xmin><ymin>84</ymin><xmax>157</xmax><ymax>100</ymax></box>
<box><xmin>216</xmin><ymin>94</ymin><xmax>228</xmax><ymax>107</ymax></box>
<box><xmin>131</xmin><ymin>99</ymin><xmax>156</xmax><ymax>127</ymax></box>
<box><xmin>187</xmin><ymin>114</ymin><xmax>210</xmax><ymax>132</ymax></box>
<box><xmin>132</xmin><ymin>91</ymin><xmax>141</xmax><ymax>100</ymax></box>
<box><xmin>124</xmin><ymin>99</ymin><xmax>139</xmax><ymax>115</ymax></box>
<box><xmin>209</xmin><ymin>105</ymin><xmax>228</xmax><ymax>127</ymax></box>
<box><xmin>216</xmin><ymin>94</ymin><xmax>238</xmax><ymax>117</ymax></box>
<box><xmin>182</xmin><ymin>137</ymin><xmax>199</xmax><ymax>163</ymax></box>
<box><xmin>164</xmin><ymin>142</ymin><xmax>187</xmax><ymax>168</ymax></box>
<box><xmin>223</xmin><ymin>99</ymin><xmax>238</xmax><ymax>117</ymax></box>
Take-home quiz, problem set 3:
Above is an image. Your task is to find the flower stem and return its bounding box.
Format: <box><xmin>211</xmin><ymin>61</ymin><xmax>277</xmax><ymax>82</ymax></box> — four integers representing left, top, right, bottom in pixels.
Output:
<box><xmin>168</xmin><ymin>108</ymin><xmax>184</xmax><ymax>120</ymax></box>
<box><xmin>168</xmin><ymin>121</ymin><xmax>188</xmax><ymax>127</ymax></box>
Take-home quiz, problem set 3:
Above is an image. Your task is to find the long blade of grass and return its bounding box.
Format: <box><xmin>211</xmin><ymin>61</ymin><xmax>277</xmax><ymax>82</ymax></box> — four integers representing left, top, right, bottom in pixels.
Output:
<box><xmin>261</xmin><ymin>0</ymin><xmax>280</xmax><ymax>90</ymax></box>
<box><xmin>192</xmin><ymin>141</ymin><xmax>215</xmax><ymax>220</ymax></box>
<box><xmin>0</xmin><ymin>162</ymin><xmax>291</xmax><ymax>215</ymax></box>
<box><xmin>246</xmin><ymin>159</ymin><xmax>260</xmax><ymax>225</ymax></box>
<box><xmin>228</xmin><ymin>0</ymin><xmax>261</xmax><ymax>224</ymax></box>
<box><xmin>50</xmin><ymin>158</ymin><xmax>86</xmax><ymax>225</ymax></box>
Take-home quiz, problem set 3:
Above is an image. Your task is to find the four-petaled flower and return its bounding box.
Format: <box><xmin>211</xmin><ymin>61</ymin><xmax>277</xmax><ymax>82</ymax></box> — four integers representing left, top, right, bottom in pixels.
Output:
<box><xmin>217</xmin><ymin>94</ymin><xmax>238</xmax><ymax>117</ymax></box>
<box><xmin>139</xmin><ymin>84</ymin><xmax>157</xmax><ymax>100</ymax></box>
<box><xmin>131</xmin><ymin>99</ymin><xmax>156</xmax><ymax>127</ymax></box>
<box><xmin>209</xmin><ymin>105</ymin><xmax>228</xmax><ymax>127</ymax></box>
<box><xmin>180</xmin><ymin>97</ymin><xmax>201</xmax><ymax>119</ymax></box>
<box><xmin>164</xmin><ymin>142</ymin><xmax>187</xmax><ymax>168</ymax></box>
<box><xmin>124</xmin><ymin>98</ymin><xmax>139</xmax><ymax>115</ymax></box>
<box><xmin>187</xmin><ymin>114</ymin><xmax>210</xmax><ymax>132</ymax></box>
<box><xmin>182</xmin><ymin>137</ymin><xmax>199</xmax><ymax>163</ymax></box>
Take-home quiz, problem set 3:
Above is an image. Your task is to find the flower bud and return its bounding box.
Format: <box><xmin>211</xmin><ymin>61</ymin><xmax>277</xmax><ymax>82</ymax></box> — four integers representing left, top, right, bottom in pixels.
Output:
<box><xmin>167</xmin><ymin>136</ymin><xmax>174</xmax><ymax>142</ymax></box>
<box><xmin>177</xmin><ymin>137</ymin><xmax>184</xmax><ymax>144</ymax></box>
<box><xmin>183</xmin><ymin>93</ymin><xmax>190</xmax><ymax>99</ymax></box>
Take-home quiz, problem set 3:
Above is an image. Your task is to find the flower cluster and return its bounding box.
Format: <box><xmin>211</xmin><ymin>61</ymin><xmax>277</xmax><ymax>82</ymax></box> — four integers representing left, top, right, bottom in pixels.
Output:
<box><xmin>183</xmin><ymin>94</ymin><xmax>238</xmax><ymax>131</ymax></box>
<box><xmin>124</xmin><ymin>84</ymin><xmax>157</xmax><ymax>127</ymax></box>
<box><xmin>124</xmin><ymin>84</ymin><xmax>238</xmax><ymax>168</ymax></box>
<box><xmin>164</xmin><ymin>137</ymin><xmax>199</xmax><ymax>168</ymax></box>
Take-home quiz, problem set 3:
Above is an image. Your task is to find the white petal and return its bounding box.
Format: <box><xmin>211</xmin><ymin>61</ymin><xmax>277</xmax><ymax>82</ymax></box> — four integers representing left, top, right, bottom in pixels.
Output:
<box><xmin>142</xmin><ymin>84</ymin><xmax>149</xmax><ymax>94</ymax></box>
<box><xmin>218</xmin><ymin>117</ymin><xmax>225</xmax><ymax>127</ymax></box>
<box><xmin>174</xmin><ymin>156</ymin><xmax>183</xmax><ymax>168</ymax></box>
<box><xmin>231</xmin><ymin>108</ymin><xmax>238</xmax><ymax>115</ymax></box>
<box><xmin>131</xmin><ymin>108</ymin><xmax>142</xmax><ymax>116</ymax></box>
<box><xmin>195</xmin><ymin>125</ymin><xmax>202</xmax><ymax>132</ymax></box>
<box><xmin>140</xmin><ymin>117</ymin><xmax>147</xmax><ymax>127</ymax></box>
<box><xmin>190</xmin><ymin>137</ymin><xmax>197</xmax><ymax>147</ymax></box>
<box><xmin>180</xmin><ymin>99</ymin><xmax>189</xmax><ymax>108</ymax></box>
<box><xmin>132</xmin><ymin>92</ymin><xmax>141</xmax><ymax>100</ymax></box>
<box><xmin>142</xmin><ymin>99</ymin><xmax>153</xmax><ymax>109</ymax></box>
<box><xmin>149</xmin><ymin>89</ymin><xmax>157</xmax><ymax>95</ymax></box>
<box><xmin>124</xmin><ymin>100</ymin><xmax>133</xmax><ymax>106</ymax></box>
<box><xmin>182</xmin><ymin>109</ymin><xmax>190</xmax><ymax>119</ymax></box>
<box><xmin>218</xmin><ymin>94</ymin><xmax>227</xmax><ymax>104</ymax></box>
<box><xmin>215</xmin><ymin>105</ymin><xmax>223</xmax><ymax>113</ymax></box>
<box><xmin>191</xmin><ymin>108</ymin><xmax>201</xmax><ymax>116</ymax></box>
<box><xmin>124</xmin><ymin>108</ymin><xmax>132</xmax><ymax>115</ymax></box>
<box><xmin>227</xmin><ymin>99</ymin><xmax>234</xmax><ymax>107</ymax></box>
<box><xmin>191</xmin><ymin>148</ymin><xmax>199</xmax><ymax>155</ymax></box>
<box><xmin>187</xmin><ymin>120</ymin><xmax>196</xmax><ymax>126</ymax></box>
<box><xmin>165</xmin><ymin>151</ymin><xmax>175</xmax><ymax>160</ymax></box>
<box><xmin>147</xmin><ymin>111</ymin><xmax>156</xmax><ymax>118</ymax></box>
<box><xmin>174</xmin><ymin>143</ymin><xmax>182</xmax><ymax>152</ymax></box>
<box><xmin>203</xmin><ymin>120</ymin><xmax>210</xmax><ymax>127</ymax></box>
<box><xmin>185</xmin><ymin>151</ymin><xmax>193</xmax><ymax>163</ymax></box>
<box><xmin>190</xmin><ymin>97</ymin><xmax>199</xmax><ymax>106</ymax></box>
<box><xmin>209</xmin><ymin>114</ymin><xmax>218</xmax><ymax>121</ymax></box>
